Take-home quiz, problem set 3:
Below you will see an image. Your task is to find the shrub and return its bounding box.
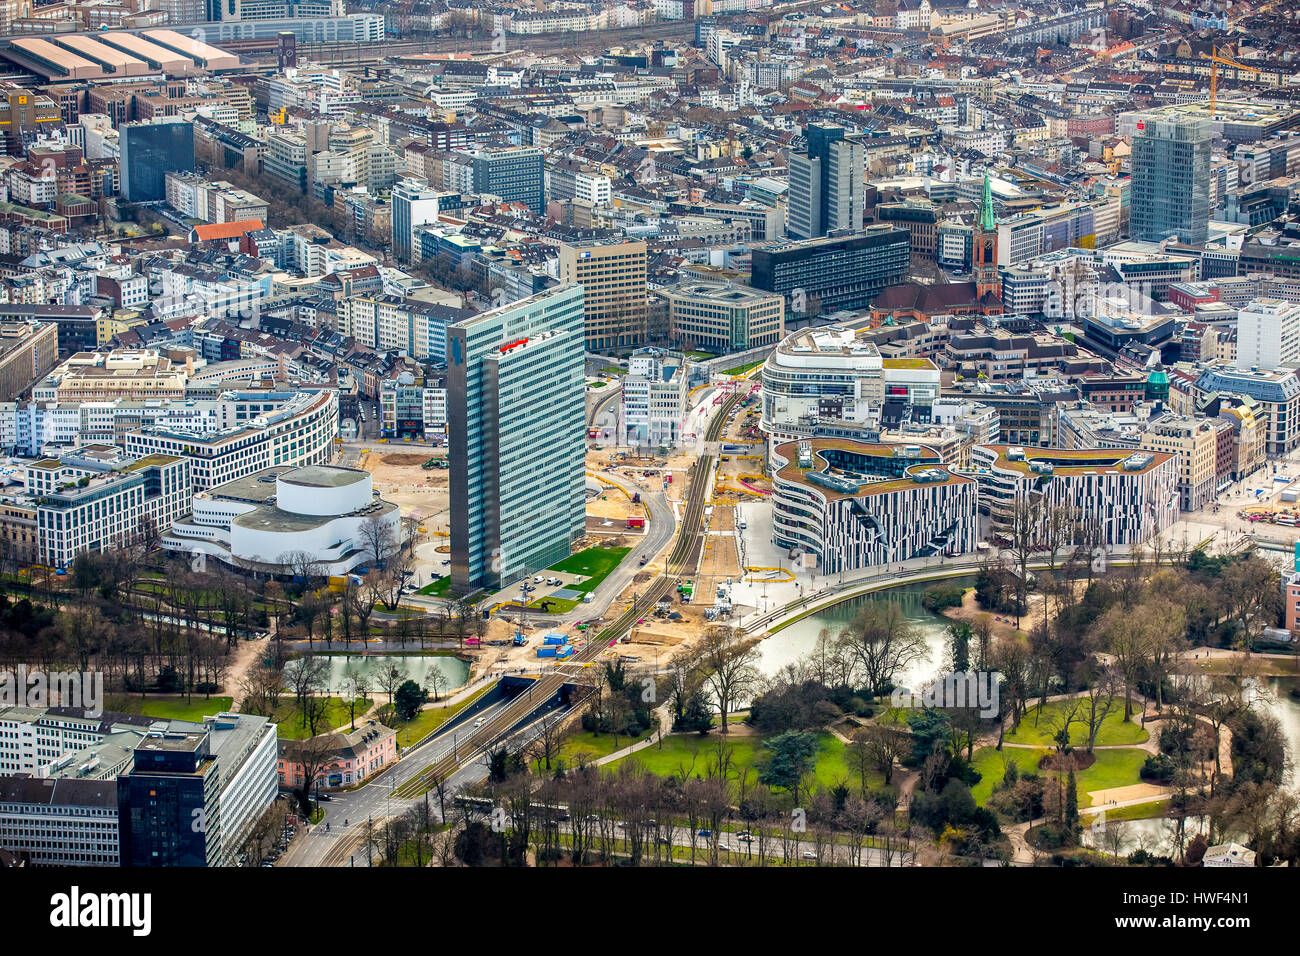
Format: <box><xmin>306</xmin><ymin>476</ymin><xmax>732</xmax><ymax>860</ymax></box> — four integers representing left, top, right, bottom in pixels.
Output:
<box><xmin>920</xmin><ymin>584</ymin><xmax>965</xmax><ymax>613</ymax></box>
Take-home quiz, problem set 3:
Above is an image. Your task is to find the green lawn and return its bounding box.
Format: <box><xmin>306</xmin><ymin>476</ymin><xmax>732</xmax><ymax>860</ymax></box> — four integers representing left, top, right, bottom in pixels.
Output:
<box><xmin>609</xmin><ymin>731</ymin><xmax>879</xmax><ymax>793</ymax></box>
<box><xmin>556</xmin><ymin>730</ymin><xmax>631</xmax><ymax>765</ymax></box>
<box><xmin>587</xmin><ymin>380</ymin><xmax>607</xmax><ymax>388</ymax></box>
<box><xmin>970</xmin><ymin>746</ymin><xmax>1051</xmax><ymax>805</ymax></box>
<box><xmin>969</xmin><ymin>745</ymin><xmax>1149</xmax><ymax>809</ymax></box>
<box><xmin>600</xmin><ymin>366</ymin><xmax>624</xmax><ymax>376</ymax></box>
<box><xmin>1074</xmin><ymin>749</ymin><xmax>1150</xmax><ymax>807</ymax></box>
<box><xmin>527</xmin><ymin>596</ymin><xmax>580</xmax><ymax>614</ymax></box>
<box><xmin>1005</xmin><ymin>701</ymin><xmax>1148</xmax><ymax>748</ymax></box>
<box><xmin>390</xmin><ymin>684</ymin><xmax>493</xmax><ymax>750</ymax></box>
<box><xmin>548</xmin><ymin>546</ymin><xmax>631</xmax><ymax>593</ymax></box>
<box><xmin>723</xmin><ymin>360</ymin><xmax>763</xmax><ymax>376</ymax></box>
<box><xmin>263</xmin><ymin>697</ymin><xmax>368</xmax><ymax>740</ymax></box>
<box><xmin>110</xmin><ymin>695</ymin><xmax>235</xmax><ymax>723</ymax></box>
<box><xmin>1080</xmin><ymin>797</ymin><xmax>1169</xmax><ymax>822</ymax></box>
<box><xmin>391</xmin><ymin>706</ymin><xmax>449</xmax><ymax>750</ymax></box>
<box><xmin>419</xmin><ymin>577</ymin><xmax>451</xmax><ymax>596</ymax></box>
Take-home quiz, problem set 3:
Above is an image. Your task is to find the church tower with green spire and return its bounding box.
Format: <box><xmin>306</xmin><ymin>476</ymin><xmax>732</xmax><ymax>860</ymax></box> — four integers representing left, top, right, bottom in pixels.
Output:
<box><xmin>973</xmin><ymin>172</ymin><xmax>1000</xmax><ymax>302</ymax></box>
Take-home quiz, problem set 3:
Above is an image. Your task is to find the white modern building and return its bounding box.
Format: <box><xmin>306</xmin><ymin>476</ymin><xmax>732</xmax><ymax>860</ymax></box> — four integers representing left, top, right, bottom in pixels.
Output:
<box><xmin>123</xmin><ymin>388</ymin><xmax>338</xmax><ymax>490</ymax></box>
<box><xmin>164</xmin><ymin>464</ymin><xmax>400</xmax><ymax>575</ymax></box>
<box><xmin>620</xmin><ymin>348</ymin><xmax>688</xmax><ymax>448</ymax></box>
<box><xmin>760</xmin><ymin>323</ymin><xmax>941</xmax><ymax>449</ymax></box>
<box><xmin>1236</xmin><ymin>298</ymin><xmax>1300</xmax><ymax>371</ymax></box>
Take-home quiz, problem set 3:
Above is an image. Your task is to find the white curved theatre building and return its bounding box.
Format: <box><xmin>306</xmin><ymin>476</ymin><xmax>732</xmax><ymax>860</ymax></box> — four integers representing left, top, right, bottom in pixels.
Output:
<box><xmin>163</xmin><ymin>464</ymin><xmax>401</xmax><ymax>574</ymax></box>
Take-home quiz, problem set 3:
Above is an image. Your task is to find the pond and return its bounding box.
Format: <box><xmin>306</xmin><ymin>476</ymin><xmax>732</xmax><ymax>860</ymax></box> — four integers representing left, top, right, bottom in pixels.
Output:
<box><xmin>321</xmin><ymin>654</ymin><xmax>469</xmax><ymax>696</ymax></box>
<box><xmin>756</xmin><ymin>576</ymin><xmax>976</xmax><ymax>693</ymax></box>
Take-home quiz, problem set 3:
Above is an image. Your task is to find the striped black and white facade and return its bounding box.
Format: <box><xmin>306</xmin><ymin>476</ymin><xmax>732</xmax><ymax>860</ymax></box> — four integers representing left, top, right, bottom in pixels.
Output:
<box><xmin>771</xmin><ymin>439</ymin><xmax>979</xmax><ymax>575</ymax></box>
<box><xmin>969</xmin><ymin>444</ymin><xmax>1179</xmax><ymax>547</ymax></box>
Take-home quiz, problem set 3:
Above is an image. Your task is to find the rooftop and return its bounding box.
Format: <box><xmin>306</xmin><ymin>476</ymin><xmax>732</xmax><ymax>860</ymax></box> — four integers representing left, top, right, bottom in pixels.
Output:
<box><xmin>772</xmin><ymin>438</ymin><xmax>968</xmax><ymax>501</ymax></box>
<box><xmin>975</xmin><ymin>444</ymin><xmax>1174</xmax><ymax>477</ymax></box>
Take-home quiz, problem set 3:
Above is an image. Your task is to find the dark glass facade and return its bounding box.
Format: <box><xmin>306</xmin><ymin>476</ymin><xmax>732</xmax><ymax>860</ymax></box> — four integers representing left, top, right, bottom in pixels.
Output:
<box><xmin>120</xmin><ymin>121</ymin><xmax>195</xmax><ymax>202</ymax></box>
<box><xmin>750</xmin><ymin>227</ymin><xmax>910</xmax><ymax>313</ymax></box>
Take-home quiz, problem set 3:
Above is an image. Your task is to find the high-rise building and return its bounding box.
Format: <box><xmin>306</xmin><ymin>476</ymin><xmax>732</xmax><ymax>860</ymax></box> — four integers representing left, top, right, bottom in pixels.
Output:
<box><xmin>447</xmin><ymin>285</ymin><xmax>587</xmax><ymax>591</ymax></box>
<box><xmin>119</xmin><ymin>118</ymin><xmax>195</xmax><ymax>202</ymax></box>
<box><xmin>465</xmin><ymin>145</ymin><xmax>544</xmax><ymax>214</ymax></box>
<box><xmin>1130</xmin><ymin>112</ymin><xmax>1211</xmax><ymax>244</ymax></box>
<box><xmin>787</xmin><ymin>124</ymin><xmax>864</xmax><ymax>239</ymax></box>
<box><xmin>390</xmin><ymin>179</ymin><xmax>444</xmax><ymax>264</ymax></box>
<box><xmin>559</xmin><ymin>239</ymin><xmax>648</xmax><ymax>352</ymax></box>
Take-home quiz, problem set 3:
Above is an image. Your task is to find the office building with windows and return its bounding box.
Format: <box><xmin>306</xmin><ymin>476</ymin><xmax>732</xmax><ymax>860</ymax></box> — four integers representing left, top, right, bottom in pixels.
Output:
<box><xmin>119</xmin><ymin>118</ymin><xmax>195</xmax><ymax>202</ymax></box>
<box><xmin>750</xmin><ymin>226</ymin><xmax>910</xmax><ymax>315</ymax></box>
<box><xmin>117</xmin><ymin>712</ymin><xmax>277</xmax><ymax>868</ymax></box>
<box><xmin>391</xmin><ymin>180</ymin><xmax>445</xmax><ymax>264</ymax></box>
<box><xmin>559</xmin><ymin>239</ymin><xmax>647</xmax><ymax>352</ymax></box>
<box><xmin>466</xmin><ymin>145</ymin><xmax>544</xmax><ymax>214</ymax></box>
<box><xmin>447</xmin><ymin>285</ymin><xmax>586</xmax><ymax>591</ymax></box>
<box><xmin>770</xmin><ymin>438</ymin><xmax>978</xmax><ymax>574</ymax></box>
<box><xmin>1130</xmin><ymin>112</ymin><xmax>1211</xmax><ymax>245</ymax></box>
<box><xmin>787</xmin><ymin>124</ymin><xmax>864</xmax><ymax>240</ymax></box>
<box><xmin>969</xmin><ymin>444</ymin><xmax>1179</xmax><ymax>547</ymax></box>
<box><xmin>663</xmin><ymin>281</ymin><xmax>784</xmax><ymax>354</ymax></box>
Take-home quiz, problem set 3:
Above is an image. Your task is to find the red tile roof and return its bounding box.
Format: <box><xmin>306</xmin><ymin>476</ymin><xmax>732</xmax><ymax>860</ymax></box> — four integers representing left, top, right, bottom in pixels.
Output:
<box><xmin>191</xmin><ymin>219</ymin><xmax>264</xmax><ymax>242</ymax></box>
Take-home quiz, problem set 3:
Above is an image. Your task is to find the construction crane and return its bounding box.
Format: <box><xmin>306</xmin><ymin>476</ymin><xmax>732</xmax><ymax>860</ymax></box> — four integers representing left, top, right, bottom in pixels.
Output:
<box><xmin>1200</xmin><ymin>45</ymin><xmax>1264</xmax><ymax>116</ymax></box>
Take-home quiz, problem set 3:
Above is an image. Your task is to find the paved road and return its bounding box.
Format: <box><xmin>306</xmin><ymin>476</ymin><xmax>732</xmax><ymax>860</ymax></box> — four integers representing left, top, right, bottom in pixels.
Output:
<box><xmin>281</xmin><ymin>699</ymin><xmax>559</xmax><ymax>867</ymax></box>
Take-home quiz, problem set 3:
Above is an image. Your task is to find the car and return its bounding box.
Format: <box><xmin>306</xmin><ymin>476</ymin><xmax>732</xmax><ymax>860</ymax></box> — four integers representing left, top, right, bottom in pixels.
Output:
<box><xmin>261</xmin><ymin>861</ymin><xmax>275</xmax><ymax>867</ymax></box>
<box><xmin>473</xmin><ymin>717</ymin><xmax>486</xmax><ymax>728</ymax></box>
<box><xmin>533</xmin><ymin>575</ymin><xmax>543</xmax><ymax>584</ymax></box>
<box><xmin>317</xmin><ymin>793</ymin><xmax>331</xmax><ymax>802</ymax></box>
<box><xmin>718</xmin><ymin>842</ymin><xmax>732</xmax><ymax>852</ymax></box>
<box><xmin>738</xmin><ymin>834</ymin><xmax>754</xmax><ymax>843</ymax></box>
<box><xmin>802</xmin><ymin>850</ymin><xmax>817</xmax><ymax>860</ymax></box>
<box><xmin>585</xmin><ymin>814</ymin><xmax>600</xmax><ymax>823</ymax></box>
<box><xmin>697</xmin><ymin>828</ymin><xmax>711</xmax><ymax>837</ymax></box>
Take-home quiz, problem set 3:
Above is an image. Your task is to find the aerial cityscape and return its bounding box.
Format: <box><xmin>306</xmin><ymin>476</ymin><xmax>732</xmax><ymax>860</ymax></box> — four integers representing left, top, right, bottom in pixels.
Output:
<box><xmin>0</xmin><ymin>0</ymin><xmax>1293</xmax><ymax>920</ymax></box>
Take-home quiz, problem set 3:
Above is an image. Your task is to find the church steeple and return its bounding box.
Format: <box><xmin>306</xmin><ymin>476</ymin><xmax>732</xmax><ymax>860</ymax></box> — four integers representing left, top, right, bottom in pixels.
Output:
<box><xmin>973</xmin><ymin>171</ymin><xmax>1000</xmax><ymax>302</ymax></box>
<box><xmin>979</xmin><ymin>171</ymin><xmax>996</xmax><ymax>232</ymax></box>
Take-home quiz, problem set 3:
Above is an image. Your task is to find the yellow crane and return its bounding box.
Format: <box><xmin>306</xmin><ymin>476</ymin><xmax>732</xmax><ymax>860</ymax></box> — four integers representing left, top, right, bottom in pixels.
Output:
<box><xmin>1200</xmin><ymin>45</ymin><xmax>1263</xmax><ymax>116</ymax></box>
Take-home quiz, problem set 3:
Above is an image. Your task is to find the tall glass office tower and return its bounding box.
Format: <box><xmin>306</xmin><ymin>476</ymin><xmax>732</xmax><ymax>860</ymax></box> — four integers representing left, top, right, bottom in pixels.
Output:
<box><xmin>119</xmin><ymin>118</ymin><xmax>195</xmax><ymax>202</ymax></box>
<box><xmin>1130</xmin><ymin>113</ymin><xmax>1212</xmax><ymax>245</ymax></box>
<box><xmin>447</xmin><ymin>284</ymin><xmax>586</xmax><ymax>591</ymax></box>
